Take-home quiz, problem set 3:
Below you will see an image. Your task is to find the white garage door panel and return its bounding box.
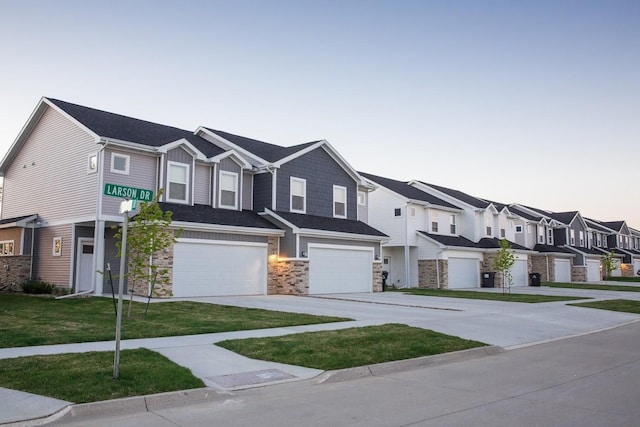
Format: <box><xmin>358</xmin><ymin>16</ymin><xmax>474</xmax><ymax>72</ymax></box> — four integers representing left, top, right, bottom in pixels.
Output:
<box><xmin>511</xmin><ymin>260</ymin><xmax>528</xmax><ymax>287</ymax></box>
<box><xmin>634</xmin><ymin>260</ymin><xmax>640</xmax><ymax>277</ymax></box>
<box><xmin>309</xmin><ymin>247</ymin><xmax>372</xmax><ymax>294</ymax></box>
<box><xmin>173</xmin><ymin>242</ymin><xmax>266</xmax><ymax>297</ymax></box>
<box><xmin>448</xmin><ymin>258</ymin><xmax>479</xmax><ymax>289</ymax></box>
<box><xmin>554</xmin><ymin>259</ymin><xmax>571</xmax><ymax>283</ymax></box>
<box><xmin>587</xmin><ymin>260</ymin><xmax>601</xmax><ymax>282</ymax></box>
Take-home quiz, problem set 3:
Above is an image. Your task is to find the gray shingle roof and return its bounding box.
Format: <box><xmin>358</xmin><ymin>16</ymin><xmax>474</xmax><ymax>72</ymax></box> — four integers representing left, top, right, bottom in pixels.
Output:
<box><xmin>270</xmin><ymin>211</ymin><xmax>387</xmax><ymax>237</ymax></box>
<box><xmin>417</xmin><ymin>182</ymin><xmax>490</xmax><ymax>208</ymax></box>
<box><xmin>158</xmin><ymin>203</ymin><xmax>280</xmax><ymax>230</ymax></box>
<box><xmin>509</xmin><ymin>205</ymin><xmax>543</xmax><ymax>221</ymax></box>
<box><xmin>585</xmin><ymin>218</ymin><xmax>613</xmax><ymax>233</ymax></box>
<box><xmin>418</xmin><ymin>232</ymin><xmax>529</xmax><ymax>251</ymax></box>
<box><xmin>0</xmin><ymin>214</ymin><xmax>37</xmax><ymax>225</ymax></box>
<box><xmin>547</xmin><ymin>211</ymin><xmax>579</xmax><ymax>225</ymax></box>
<box><xmin>533</xmin><ymin>244</ymin><xmax>577</xmax><ymax>254</ymax></box>
<box><xmin>359</xmin><ymin>172</ymin><xmax>461</xmax><ymax>210</ymax></box>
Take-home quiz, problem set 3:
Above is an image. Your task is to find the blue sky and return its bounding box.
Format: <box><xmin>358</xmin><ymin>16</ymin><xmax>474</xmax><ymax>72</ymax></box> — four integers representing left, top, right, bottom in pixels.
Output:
<box><xmin>1</xmin><ymin>0</ymin><xmax>638</xmax><ymax>227</ymax></box>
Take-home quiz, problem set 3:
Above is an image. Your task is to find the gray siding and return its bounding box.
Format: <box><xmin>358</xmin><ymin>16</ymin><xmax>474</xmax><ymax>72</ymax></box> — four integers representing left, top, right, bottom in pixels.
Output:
<box><xmin>252</xmin><ymin>172</ymin><xmax>272</xmax><ymax>212</ymax></box>
<box><xmin>162</xmin><ymin>147</ymin><xmax>194</xmax><ymax>205</ymax></box>
<box><xmin>181</xmin><ymin>230</ymin><xmax>267</xmax><ymax>243</ymax></box>
<box><xmin>33</xmin><ymin>224</ymin><xmax>72</xmax><ymax>287</ymax></box>
<box><xmin>301</xmin><ymin>236</ymin><xmax>380</xmax><ymax>258</ymax></box>
<box><xmin>568</xmin><ymin>219</ymin><xmax>587</xmax><ymax>248</ymax></box>
<box><xmin>553</xmin><ymin>228</ymin><xmax>567</xmax><ymax>246</ymax></box>
<box><xmin>2</xmin><ymin>106</ymin><xmax>98</xmax><ymax>222</ymax></box>
<box><xmin>242</xmin><ymin>173</ymin><xmax>253</xmax><ymax>210</ymax></box>
<box><xmin>194</xmin><ymin>164</ymin><xmax>211</xmax><ymax>205</ymax></box>
<box><xmin>261</xmin><ymin>216</ymin><xmax>296</xmax><ymax>257</ymax></box>
<box><xmin>357</xmin><ymin>188</ymin><xmax>368</xmax><ymax>223</ymax></box>
<box><xmin>276</xmin><ymin>147</ymin><xmax>357</xmax><ymax>219</ymax></box>
<box><xmin>102</xmin><ymin>148</ymin><xmax>158</xmax><ymax>216</ymax></box>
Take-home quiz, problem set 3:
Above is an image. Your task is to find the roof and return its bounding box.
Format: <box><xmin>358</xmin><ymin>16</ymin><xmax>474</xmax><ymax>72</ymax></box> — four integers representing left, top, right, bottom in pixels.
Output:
<box><xmin>48</xmin><ymin>98</ymin><xmax>225</xmax><ymax>158</ymax></box>
<box><xmin>547</xmin><ymin>211</ymin><xmax>579</xmax><ymax>225</ymax></box>
<box><xmin>598</xmin><ymin>220</ymin><xmax>626</xmax><ymax>233</ymax></box>
<box><xmin>585</xmin><ymin>218</ymin><xmax>613</xmax><ymax>233</ymax></box>
<box><xmin>268</xmin><ymin>210</ymin><xmax>387</xmax><ymax>237</ymax></box>
<box><xmin>533</xmin><ymin>244</ymin><xmax>575</xmax><ymax>254</ymax></box>
<box><xmin>509</xmin><ymin>205</ymin><xmax>543</xmax><ymax>221</ymax></box>
<box><xmin>158</xmin><ymin>203</ymin><xmax>281</xmax><ymax>230</ymax></box>
<box><xmin>359</xmin><ymin>172</ymin><xmax>460</xmax><ymax>210</ymax></box>
<box><xmin>418</xmin><ymin>232</ymin><xmax>529</xmax><ymax>251</ymax></box>
<box><xmin>477</xmin><ymin>238</ymin><xmax>529</xmax><ymax>251</ymax></box>
<box><xmin>417</xmin><ymin>182</ymin><xmax>490</xmax><ymax>208</ymax></box>
<box><xmin>563</xmin><ymin>246</ymin><xmax>604</xmax><ymax>256</ymax></box>
<box><xmin>0</xmin><ymin>214</ymin><xmax>37</xmax><ymax>225</ymax></box>
<box><xmin>206</xmin><ymin>128</ymin><xmax>319</xmax><ymax>163</ymax></box>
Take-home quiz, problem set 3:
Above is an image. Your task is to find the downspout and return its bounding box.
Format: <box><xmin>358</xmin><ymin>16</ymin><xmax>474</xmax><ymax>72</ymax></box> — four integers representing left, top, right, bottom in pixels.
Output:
<box><xmin>435</xmin><ymin>249</ymin><xmax>444</xmax><ymax>289</ymax></box>
<box><xmin>30</xmin><ymin>219</ymin><xmax>35</xmax><ymax>280</ymax></box>
<box><xmin>404</xmin><ymin>202</ymin><xmax>410</xmax><ymax>288</ymax></box>
<box><xmin>545</xmin><ymin>254</ymin><xmax>550</xmax><ymax>282</ymax></box>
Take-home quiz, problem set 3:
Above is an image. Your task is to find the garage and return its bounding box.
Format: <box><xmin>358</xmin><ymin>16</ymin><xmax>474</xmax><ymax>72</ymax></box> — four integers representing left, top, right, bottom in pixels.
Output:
<box><xmin>308</xmin><ymin>246</ymin><xmax>373</xmax><ymax>294</ymax></box>
<box><xmin>635</xmin><ymin>260</ymin><xmax>640</xmax><ymax>277</ymax></box>
<box><xmin>448</xmin><ymin>257</ymin><xmax>479</xmax><ymax>289</ymax></box>
<box><xmin>172</xmin><ymin>239</ymin><xmax>267</xmax><ymax>297</ymax></box>
<box><xmin>586</xmin><ymin>259</ymin><xmax>601</xmax><ymax>282</ymax></box>
<box><xmin>554</xmin><ymin>258</ymin><xmax>571</xmax><ymax>283</ymax></box>
<box><xmin>511</xmin><ymin>259</ymin><xmax>528</xmax><ymax>287</ymax></box>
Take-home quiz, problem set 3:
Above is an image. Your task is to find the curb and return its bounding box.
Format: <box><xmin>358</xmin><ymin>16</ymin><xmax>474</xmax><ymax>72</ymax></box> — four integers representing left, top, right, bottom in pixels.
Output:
<box><xmin>315</xmin><ymin>345</ymin><xmax>504</xmax><ymax>384</ymax></box>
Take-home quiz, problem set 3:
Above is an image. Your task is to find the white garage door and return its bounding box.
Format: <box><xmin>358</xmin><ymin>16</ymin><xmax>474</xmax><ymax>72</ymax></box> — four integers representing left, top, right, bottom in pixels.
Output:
<box><xmin>587</xmin><ymin>260</ymin><xmax>601</xmax><ymax>282</ymax></box>
<box><xmin>173</xmin><ymin>240</ymin><xmax>267</xmax><ymax>297</ymax></box>
<box><xmin>448</xmin><ymin>258</ymin><xmax>479</xmax><ymax>289</ymax></box>
<box><xmin>634</xmin><ymin>260</ymin><xmax>640</xmax><ymax>277</ymax></box>
<box><xmin>511</xmin><ymin>259</ymin><xmax>528</xmax><ymax>287</ymax></box>
<box><xmin>554</xmin><ymin>259</ymin><xmax>571</xmax><ymax>283</ymax></box>
<box><xmin>308</xmin><ymin>246</ymin><xmax>372</xmax><ymax>294</ymax></box>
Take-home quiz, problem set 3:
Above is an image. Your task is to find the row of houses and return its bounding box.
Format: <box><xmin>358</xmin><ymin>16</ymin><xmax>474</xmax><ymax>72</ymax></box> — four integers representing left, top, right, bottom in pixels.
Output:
<box><xmin>0</xmin><ymin>98</ymin><xmax>637</xmax><ymax>297</ymax></box>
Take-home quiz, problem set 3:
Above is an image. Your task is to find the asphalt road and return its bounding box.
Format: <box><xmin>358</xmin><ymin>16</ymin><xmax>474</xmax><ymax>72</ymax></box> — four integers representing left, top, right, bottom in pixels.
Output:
<box><xmin>50</xmin><ymin>321</ymin><xmax>640</xmax><ymax>427</ymax></box>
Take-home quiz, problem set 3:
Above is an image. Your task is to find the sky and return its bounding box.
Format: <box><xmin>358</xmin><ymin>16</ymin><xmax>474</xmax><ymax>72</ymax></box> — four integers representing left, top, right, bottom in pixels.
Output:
<box><xmin>1</xmin><ymin>0</ymin><xmax>638</xmax><ymax>227</ymax></box>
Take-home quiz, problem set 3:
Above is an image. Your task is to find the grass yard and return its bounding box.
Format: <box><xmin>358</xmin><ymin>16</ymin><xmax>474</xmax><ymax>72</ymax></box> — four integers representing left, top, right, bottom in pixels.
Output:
<box><xmin>605</xmin><ymin>277</ymin><xmax>640</xmax><ymax>282</ymax></box>
<box><xmin>0</xmin><ymin>294</ymin><xmax>350</xmax><ymax>348</ymax></box>
<box><xmin>0</xmin><ymin>349</ymin><xmax>204</xmax><ymax>403</ymax></box>
<box><xmin>545</xmin><ymin>282</ymin><xmax>640</xmax><ymax>292</ymax></box>
<box><xmin>393</xmin><ymin>288</ymin><xmax>587</xmax><ymax>303</ymax></box>
<box><xmin>217</xmin><ymin>323</ymin><xmax>487</xmax><ymax>370</ymax></box>
<box><xmin>569</xmin><ymin>299</ymin><xmax>640</xmax><ymax>314</ymax></box>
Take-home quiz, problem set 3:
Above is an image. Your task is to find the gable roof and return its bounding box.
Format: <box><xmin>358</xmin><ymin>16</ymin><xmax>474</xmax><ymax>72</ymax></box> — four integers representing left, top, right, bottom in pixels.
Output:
<box><xmin>266</xmin><ymin>210</ymin><xmax>387</xmax><ymax>238</ymax></box>
<box><xmin>158</xmin><ymin>202</ymin><xmax>281</xmax><ymax>231</ymax></box>
<box><xmin>416</xmin><ymin>181</ymin><xmax>490</xmax><ymax>209</ymax></box>
<box><xmin>547</xmin><ymin>211</ymin><xmax>579</xmax><ymax>225</ymax></box>
<box><xmin>598</xmin><ymin>220</ymin><xmax>626</xmax><ymax>233</ymax></box>
<box><xmin>359</xmin><ymin>172</ymin><xmax>461</xmax><ymax>210</ymax></box>
<box><xmin>584</xmin><ymin>218</ymin><xmax>613</xmax><ymax>233</ymax></box>
<box><xmin>418</xmin><ymin>232</ymin><xmax>529</xmax><ymax>251</ymax></box>
<box><xmin>533</xmin><ymin>244</ymin><xmax>575</xmax><ymax>254</ymax></box>
<box><xmin>509</xmin><ymin>205</ymin><xmax>543</xmax><ymax>221</ymax></box>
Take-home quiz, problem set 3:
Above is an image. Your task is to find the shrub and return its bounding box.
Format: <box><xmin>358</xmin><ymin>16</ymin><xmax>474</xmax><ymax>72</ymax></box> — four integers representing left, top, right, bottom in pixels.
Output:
<box><xmin>21</xmin><ymin>280</ymin><xmax>56</xmax><ymax>295</ymax></box>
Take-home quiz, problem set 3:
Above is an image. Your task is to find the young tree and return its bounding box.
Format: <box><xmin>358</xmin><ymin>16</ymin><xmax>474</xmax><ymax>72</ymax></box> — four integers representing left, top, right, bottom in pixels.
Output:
<box><xmin>114</xmin><ymin>189</ymin><xmax>181</xmax><ymax>311</ymax></box>
<box><xmin>493</xmin><ymin>239</ymin><xmax>516</xmax><ymax>294</ymax></box>
<box><xmin>601</xmin><ymin>251</ymin><xmax>618</xmax><ymax>282</ymax></box>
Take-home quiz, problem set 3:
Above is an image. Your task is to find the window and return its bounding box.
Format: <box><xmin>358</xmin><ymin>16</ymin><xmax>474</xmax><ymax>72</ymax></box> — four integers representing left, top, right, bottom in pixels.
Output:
<box><xmin>357</xmin><ymin>191</ymin><xmax>366</xmax><ymax>206</ymax></box>
<box><xmin>515</xmin><ymin>225</ymin><xmax>523</xmax><ymax>233</ymax></box>
<box><xmin>410</xmin><ymin>207</ymin><xmax>416</xmax><ymax>217</ymax></box>
<box><xmin>219</xmin><ymin>171</ymin><xmax>238</xmax><ymax>209</ymax></box>
<box><xmin>333</xmin><ymin>186</ymin><xmax>347</xmax><ymax>218</ymax></box>
<box><xmin>596</xmin><ymin>233</ymin><xmax>602</xmax><ymax>247</ymax></box>
<box><xmin>500</xmin><ymin>228</ymin><xmax>506</xmax><ymax>238</ymax></box>
<box><xmin>290</xmin><ymin>177</ymin><xmax>306</xmax><ymax>213</ymax></box>
<box><xmin>394</xmin><ymin>208</ymin><xmax>402</xmax><ymax>217</ymax></box>
<box><xmin>547</xmin><ymin>229</ymin><xmax>553</xmax><ymax>245</ymax></box>
<box><xmin>486</xmin><ymin>226</ymin><xmax>492</xmax><ymax>236</ymax></box>
<box><xmin>87</xmin><ymin>153</ymin><xmax>98</xmax><ymax>173</ymax></box>
<box><xmin>579</xmin><ymin>231</ymin><xmax>584</xmax><ymax>247</ymax></box>
<box><xmin>603</xmin><ymin>237</ymin><xmax>608</xmax><ymax>248</ymax></box>
<box><xmin>431</xmin><ymin>212</ymin><xmax>438</xmax><ymax>232</ymax></box>
<box><xmin>538</xmin><ymin>227</ymin><xmax>544</xmax><ymax>243</ymax></box>
<box><xmin>570</xmin><ymin>229</ymin><xmax>575</xmax><ymax>245</ymax></box>
<box><xmin>167</xmin><ymin>162</ymin><xmax>189</xmax><ymax>203</ymax></box>
<box><xmin>450</xmin><ymin>215</ymin><xmax>457</xmax><ymax>234</ymax></box>
<box><xmin>110</xmin><ymin>153</ymin><xmax>129</xmax><ymax>175</ymax></box>
<box><xmin>0</xmin><ymin>240</ymin><xmax>14</xmax><ymax>256</ymax></box>
<box><xmin>52</xmin><ymin>237</ymin><xmax>61</xmax><ymax>256</ymax></box>
<box><xmin>619</xmin><ymin>235</ymin><xmax>623</xmax><ymax>246</ymax></box>
<box><xmin>527</xmin><ymin>224</ymin><xmax>532</xmax><ymax>234</ymax></box>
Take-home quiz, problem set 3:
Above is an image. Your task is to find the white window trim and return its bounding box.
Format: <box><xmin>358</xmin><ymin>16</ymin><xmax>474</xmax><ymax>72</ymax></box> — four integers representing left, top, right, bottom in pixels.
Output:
<box><xmin>357</xmin><ymin>191</ymin><xmax>366</xmax><ymax>206</ymax></box>
<box><xmin>290</xmin><ymin>177</ymin><xmax>306</xmax><ymax>214</ymax></box>
<box><xmin>0</xmin><ymin>240</ymin><xmax>14</xmax><ymax>256</ymax></box>
<box><xmin>166</xmin><ymin>161</ymin><xmax>190</xmax><ymax>204</ymax></box>
<box><xmin>219</xmin><ymin>170</ymin><xmax>239</xmax><ymax>210</ymax></box>
<box><xmin>87</xmin><ymin>152</ymin><xmax>98</xmax><ymax>174</ymax></box>
<box><xmin>110</xmin><ymin>152</ymin><xmax>130</xmax><ymax>175</ymax></box>
<box><xmin>570</xmin><ymin>229</ymin><xmax>575</xmax><ymax>245</ymax></box>
<box><xmin>52</xmin><ymin>237</ymin><xmax>62</xmax><ymax>257</ymax></box>
<box><xmin>333</xmin><ymin>185</ymin><xmax>347</xmax><ymax>219</ymax></box>
<box><xmin>515</xmin><ymin>225</ymin><xmax>523</xmax><ymax>233</ymax></box>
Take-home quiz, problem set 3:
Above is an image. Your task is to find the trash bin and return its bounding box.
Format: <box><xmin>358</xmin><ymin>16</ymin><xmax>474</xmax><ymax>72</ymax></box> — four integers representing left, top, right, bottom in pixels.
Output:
<box><xmin>529</xmin><ymin>273</ymin><xmax>541</xmax><ymax>286</ymax></box>
<box><xmin>382</xmin><ymin>271</ymin><xmax>389</xmax><ymax>291</ymax></box>
<box><xmin>481</xmin><ymin>272</ymin><xmax>495</xmax><ymax>288</ymax></box>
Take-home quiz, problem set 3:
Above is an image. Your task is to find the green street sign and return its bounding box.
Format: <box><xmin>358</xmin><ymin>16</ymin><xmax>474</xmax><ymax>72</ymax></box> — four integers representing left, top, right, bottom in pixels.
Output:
<box><xmin>104</xmin><ymin>183</ymin><xmax>154</xmax><ymax>202</ymax></box>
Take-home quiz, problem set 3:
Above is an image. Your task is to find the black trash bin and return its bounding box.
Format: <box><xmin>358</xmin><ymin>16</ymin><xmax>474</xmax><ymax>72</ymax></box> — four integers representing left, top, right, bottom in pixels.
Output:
<box><xmin>382</xmin><ymin>271</ymin><xmax>389</xmax><ymax>291</ymax></box>
<box><xmin>481</xmin><ymin>272</ymin><xmax>495</xmax><ymax>288</ymax></box>
<box><xmin>529</xmin><ymin>273</ymin><xmax>541</xmax><ymax>286</ymax></box>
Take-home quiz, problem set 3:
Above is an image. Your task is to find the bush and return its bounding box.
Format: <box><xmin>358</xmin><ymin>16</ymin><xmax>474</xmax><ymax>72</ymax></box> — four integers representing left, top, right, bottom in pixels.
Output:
<box><xmin>21</xmin><ymin>280</ymin><xmax>56</xmax><ymax>295</ymax></box>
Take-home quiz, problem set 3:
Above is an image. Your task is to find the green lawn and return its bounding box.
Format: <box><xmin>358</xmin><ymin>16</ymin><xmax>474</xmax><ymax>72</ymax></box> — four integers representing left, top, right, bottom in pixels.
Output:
<box><xmin>569</xmin><ymin>299</ymin><xmax>640</xmax><ymax>314</ymax></box>
<box><xmin>545</xmin><ymin>282</ymin><xmax>640</xmax><ymax>292</ymax></box>
<box><xmin>393</xmin><ymin>288</ymin><xmax>587</xmax><ymax>303</ymax></box>
<box><xmin>217</xmin><ymin>323</ymin><xmax>487</xmax><ymax>370</ymax></box>
<box><xmin>605</xmin><ymin>277</ymin><xmax>640</xmax><ymax>282</ymax></box>
<box><xmin>0</xmin><ymin>294</ymin><xmax>350</xmax><ymax>348</ymax></box>
<box><xmin>0</xmin><ymin>349</ymin><xmax>204</xmax><ymax>403</ymax></box>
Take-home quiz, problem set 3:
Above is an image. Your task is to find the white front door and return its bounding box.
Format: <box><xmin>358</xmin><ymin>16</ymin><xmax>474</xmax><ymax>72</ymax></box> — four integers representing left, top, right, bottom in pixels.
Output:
<box><xmin>76</xmin><ymin>238</ymin><xmax>94</xmax><ymax>292</ymax></box>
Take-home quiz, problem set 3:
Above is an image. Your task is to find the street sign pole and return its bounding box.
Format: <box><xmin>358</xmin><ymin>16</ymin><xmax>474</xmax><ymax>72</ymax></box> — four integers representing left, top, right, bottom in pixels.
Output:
<box><xmin>113</xmin><ymin>201</ymin><xmax>131</xmax><ymax>380</ymax></box>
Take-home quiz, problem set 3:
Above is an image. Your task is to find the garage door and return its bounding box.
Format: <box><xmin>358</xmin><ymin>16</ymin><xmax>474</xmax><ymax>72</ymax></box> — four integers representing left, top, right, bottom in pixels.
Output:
<box><xmin>173</xmin><ymin>240</ymin><xmax>267</xmax><ymax>297</ymax></box>
<box><xmin>511</xmin><ymin>259</ymin><xmax>528</xmax><ymax>287</ymax></box>
<box><xmin>586</xmin><ymin>260</ymin><xmax>601</xmax><ymax>282</ymax></box>
<box><xmin>634</xmin><ymin>260</ymin><xmax>640</xmax><ymax>277</ymax></box>
<box><xmin>448</xmin><ymin>258</ymin><xmax>479</xmax><ymax>289</ymax></box>
<box><xmin>554</xmin><ymin>259</ymin><xmax>571</xmax><ymax>283</ymax></box>
<box><xmin>308</xmin><ymin>246</ymin><xmax>372</xmax><ymax>294</ymax></box>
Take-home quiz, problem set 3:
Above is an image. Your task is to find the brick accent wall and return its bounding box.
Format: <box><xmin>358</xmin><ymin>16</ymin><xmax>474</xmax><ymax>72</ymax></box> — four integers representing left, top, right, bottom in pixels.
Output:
<box><xmin>0</xmin><ymin>256</ymin><xmax>32</xmax><ymax>293</ymax></box>
<box><xmin>130</xmin><ymin>241</ymin><xmax>174</xmax><ymax>298</ymax></box>
<box><xmin>481</xmin><ymin>253</ymin><xmax>504</xmax><ymax>287</ymax></box>
<box><xmin>621</xmin><ymin>263</ymin><xmax>634</xmax><ymax>277</ymax></box>
<box><xmin>373</xmin><ymin>262</ymin><xmax>383</xmax><ymax>292</ymax></box>
<box><xmin>270</xmin><ymin>259</ymin><xmax>309</xmax><ymax>295</ymax></box>
<box><xmin>531</xmin><ymin>255</ymin><xmax>555</xmax><ymax>282</ymax></box>
<box><xmin>418</xmin><ymin>259</ymin><xmax>448</xmax><ymax>289</ymax></box>
<box><xmin>571</xmin><ymin>266</ymin><xmax>587</xmax><ymax>282</ymax></box>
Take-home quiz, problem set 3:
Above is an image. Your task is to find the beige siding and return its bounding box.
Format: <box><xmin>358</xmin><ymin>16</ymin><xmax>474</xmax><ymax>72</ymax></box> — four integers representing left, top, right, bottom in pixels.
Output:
<box><xmin>194</xmin><ymin>164</ymin><xmax>211</xmax><ymax>205</ymax></box>
<box><xmin>2</xmin><ymin>106</ymin><xmax>99</xmax><ymax>222</ymax></box>
<box><xmin>101</xmin><ymin>148</ymin><xmax>158</xmax><ymax>216</ymax></box>
<box><xmin>34</xmin><ymin>224</ymin><xmax>72</xmax><ymax>287</ymax></box>
<box><xmin>0</xmin><ymin>228</ymin><xmax>24</xmax><ymax>255</ymax></box>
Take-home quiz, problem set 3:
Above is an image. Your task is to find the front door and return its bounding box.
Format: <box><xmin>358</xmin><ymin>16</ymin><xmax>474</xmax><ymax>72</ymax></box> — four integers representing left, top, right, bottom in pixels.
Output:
<box><xmin>76</xmin><ymin>239</ymin><xmax>94</xmax><ymax>292</ymax></box>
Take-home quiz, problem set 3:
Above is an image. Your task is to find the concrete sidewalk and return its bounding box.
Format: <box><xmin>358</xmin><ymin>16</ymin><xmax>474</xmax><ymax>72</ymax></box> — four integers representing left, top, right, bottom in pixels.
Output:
<box><xmin>2</xmin><ymin>288</ymin><xmax>639</xmax><ymax>425</ymax></box>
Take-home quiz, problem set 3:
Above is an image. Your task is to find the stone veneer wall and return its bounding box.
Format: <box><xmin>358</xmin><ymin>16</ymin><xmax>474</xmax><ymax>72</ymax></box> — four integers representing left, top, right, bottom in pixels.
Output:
<box><xmin>269</xmin><ymin>260</ymin><xmax>309</xmax><ymax>294</ymax></box>
<box><xmin>0</xmin><ymin>256</ymin><xmax>32</xmax><ymax>293</ymax></box>
<box><xmin>481</xmin><ymin>253</ymin><xmax>504</xmax><ymax>287</ymax></box>
<box><xmin>418</xmin><ymin>259</ymin><xmax>448</xmax><ymax>289</ymax></box>
<box><xmin>130</xmin><ymin>240</ymin><xmax>174</xmax><ymax>298</ymax></box>
<box><xmin>571</xmin><ymin>266</ymin><xmax>587</xmax><ymax>282</ymax></box>
<box><xmin>531</xmin><ymin>255</ymin><xmax>556</xmax><ymax>283</ymax></box>
<box><xmin>621</xmin><ymin>263</ymin><xmax>634</xmax><ymax>277</ymax></box>
<box><xmin>373</xmin><ymin>262</ymin><xmax>383</xmax><ymax>292</ymax></box>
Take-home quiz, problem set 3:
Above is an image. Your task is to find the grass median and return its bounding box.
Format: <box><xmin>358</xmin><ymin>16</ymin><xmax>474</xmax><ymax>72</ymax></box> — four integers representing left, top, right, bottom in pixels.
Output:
<box><xmin>569</xmin><ymin>299</ymin><xmax>640</xmax><ymax>314</ymax></box>
<box><xmin>393</xmin><ymin>288</ymin><xmax>587</xmax><ymax>303</ymax></box>
<box><xmin>545</xmin><ymin>282</ymin><xmax>640</xmax><ymax>292</ymax></box>
<box><xmin>0</xmin><ymin>294</ymin><xmax>350</xmax><ymax>348</ymax></box>
<box><xmin>217</xmin><ymin>323</ymin><xmax>487</xmax><ymax>370</ymax></box>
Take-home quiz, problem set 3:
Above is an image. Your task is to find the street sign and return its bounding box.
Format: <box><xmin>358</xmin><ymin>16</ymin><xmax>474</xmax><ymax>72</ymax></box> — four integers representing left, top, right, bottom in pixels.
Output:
<box><xmin>104</xmin><ymin>183</ymin><xmax>154</xmax><ymax>202</ymax></box>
